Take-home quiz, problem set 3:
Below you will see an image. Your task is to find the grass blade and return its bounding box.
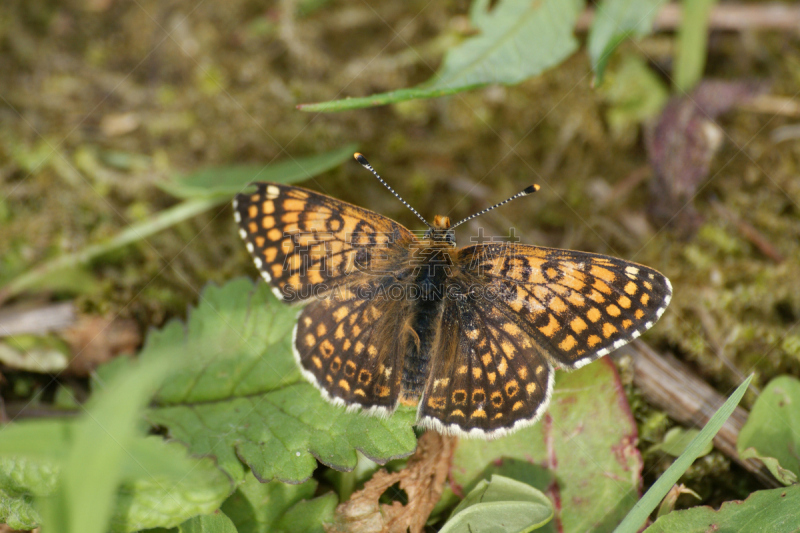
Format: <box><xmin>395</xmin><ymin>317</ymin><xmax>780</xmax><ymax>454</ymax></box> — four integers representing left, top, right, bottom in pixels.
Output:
<box><xmin>613</xmin><ymin>373</ymin><xmax>753</xmax><ymax>533</ymax></box>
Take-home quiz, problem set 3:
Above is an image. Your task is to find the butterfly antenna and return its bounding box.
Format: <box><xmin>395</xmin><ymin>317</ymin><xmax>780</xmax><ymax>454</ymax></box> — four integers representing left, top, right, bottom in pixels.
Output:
<box><xmin>450</xmin><ymin>184</ymin><xmax>540</xmax><ymax>229</ymax></box>
<box><xmin>354</xmin><ymin>153</ymin><xmax>432</xmax><ymax>229</ymax></box>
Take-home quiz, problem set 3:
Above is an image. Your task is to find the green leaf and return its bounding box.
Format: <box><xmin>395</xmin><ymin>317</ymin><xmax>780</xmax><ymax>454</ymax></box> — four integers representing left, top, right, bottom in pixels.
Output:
<box><xmin>449</xmin><ymin>359</ymin><xmax>641</xmax><ymax>533</ymax></box>
<box><xmin>0</xmin><ymin>426</ymin><xmax>232</xmax><ymax>532</ymax></box>
<box><xmin>613</xmin><ymin>374</ymin><xmax>753</xmax><ymax>533</ymax></box>
<box><xmin>109</xmin><ymin>437</ymin><xmax>233</xmax><ymax>532</ymax></box>
<box><xmin>298</xmin><ymin>0</ymin><xmax>584</xmax><ymax>112</ymax></box>
<box><xmin>273</xmin><ymin>493</ymin><xmax>337</xmax><ymax>533</ymax></box>
<box><xmin>158</xmin><ymin>144</ymin><xmax>358</xmax><ymax>199</ymax></box>
<box><xmin>0</xmin><ymin>456</ymin><xmax>58</xmax><ymax>529</ymax></box>
<box><xmin>178</xmin><ymin>512</ymin><xmax>239</xmax><ymax>533</ymax></box>
<box><xmin>737</xmin><ymin>375</ymin><xmax>800</xmax><ymax>485</ymax></box>
<box><xmin>144</xmin><ymin>278</ymin><xmax>417</xmax><ymax>484</ymax></box>
<box><xmin>587</xmin><ymin>0</ymin><xmax>668</xmax><ymax>84</ymax></box>
<box><xmin>0</xmin><ymin>376</ymin><xmax>231</xmax><ymax>532</ymax></box>
<box><xmin>658</xmin><ymin>427</ymin><xmax>712</xmax><ymax>458</ymax></box>
<box><xmin>221</xmin><ymin>473</ymin><xmax>336</xmax><ymax>533</ymax></box>
<box><xmin>600</xmin><ymin>55</ymin><xmax>669</xmax><ymax>143</ymax></box>
<box><xmin>674</xmin><ymin>0</ymin><xmax>719</xmax><ymax>92</ymax></box>
<box><xmin>646</xmin><ymin>484</ymin><xmax>800</xmax><ymax>533</ymax></box>
<box><xmin>41</xmin><ymin>351</ymin><xmax>174</xmax><ymax>533</ymax></box>
<box><xmin>440</xmin><ymin>475</ymin><xmax>553</xmax><ymax>533</ymax></box>
<box><xmin>0</xmin><ymin>486</ymin><xmax>39</xmax><ymax>530</ymax></box>
<box><xmin>739</xmin><ymin>448</ymin><xmax>798</xmax><ymax>487</ymax></box>
<box><xmin>432</xmin><ymin>0</ymin><xmax>583</xmax><ymax>90</ymax></box>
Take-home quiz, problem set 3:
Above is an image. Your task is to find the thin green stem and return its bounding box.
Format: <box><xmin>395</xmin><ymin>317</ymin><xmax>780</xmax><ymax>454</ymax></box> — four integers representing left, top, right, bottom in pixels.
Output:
<box><xmin>1</xmin><ymin>196</ymin><xmax>224</xmax><ymax>302</ymax></box>
<box><xmin>674</xmin><ymin>0</ymin><xmax>719</xmax><ymax>92</ymax></box>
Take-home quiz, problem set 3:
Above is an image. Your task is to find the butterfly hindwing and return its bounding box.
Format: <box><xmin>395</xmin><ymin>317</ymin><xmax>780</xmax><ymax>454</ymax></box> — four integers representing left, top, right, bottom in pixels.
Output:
<box><xmin>417</xmin><ymin>292</ymin><xmax>555</xmax><ymax>437</ymax></box>
<box><xmin>457</xmin><ymin>243</ymin><xmax>672</xmax><ymax>370</ymax></box>
<box><xmin>293</xmin><ymin>293</ymin><xmax>414</xmax><ymax>412</ymax></box>
<box><xmin>234</xmin><ymin>183</ymin><xmax>416</xmax><ymax>302</ymax></box>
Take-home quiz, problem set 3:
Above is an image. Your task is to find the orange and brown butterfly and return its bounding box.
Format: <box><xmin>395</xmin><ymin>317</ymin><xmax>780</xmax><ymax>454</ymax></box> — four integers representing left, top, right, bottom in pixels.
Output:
<box><xmin>233</xmin><ymin>153</ymin><xmax>672</xmax><ymax>438</ymax></box>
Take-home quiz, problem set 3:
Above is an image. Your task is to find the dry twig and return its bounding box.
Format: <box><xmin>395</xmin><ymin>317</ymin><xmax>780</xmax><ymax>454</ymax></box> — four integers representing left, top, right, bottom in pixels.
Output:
<box><xmin>614</xmin><ymin>341</ymin><xmax>780</xmax><ymax>488</ymax></box>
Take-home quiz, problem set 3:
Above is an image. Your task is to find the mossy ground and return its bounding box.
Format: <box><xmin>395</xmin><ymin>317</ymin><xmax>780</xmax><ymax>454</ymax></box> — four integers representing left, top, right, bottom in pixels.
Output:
<box><xmin>1</xmin><ymin>0</ymin><xmax>799</xmax><ymax>509</ymax></box>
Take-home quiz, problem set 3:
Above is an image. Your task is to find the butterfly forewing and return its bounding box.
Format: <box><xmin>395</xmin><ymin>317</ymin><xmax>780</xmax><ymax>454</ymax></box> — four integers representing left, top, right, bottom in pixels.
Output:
<box><xmin>234</xmin><ymin>183</ymin><xmax>416</xmax><ymax>302</ymax></box>
<box><xmin>457</xmin><ymin>243</ymin><xmax>672</xmax><ymax>370</ymax></box>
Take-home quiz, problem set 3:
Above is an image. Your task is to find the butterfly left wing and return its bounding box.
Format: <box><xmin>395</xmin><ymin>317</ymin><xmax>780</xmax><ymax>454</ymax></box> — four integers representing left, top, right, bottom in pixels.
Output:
<box><xmin>293</xmin><ymin>286</ymin><xmax>417</xmax><ymax>413</ymax></box>
<box><xmin>233</xmin><ymin>183</ymin><xmax>416</xmax><ymax>302</ymax></box>
<box><xmin>417</xmin><ymin>290</ymin><xmax>555</xmax><ymax>438</ymax></box>
<box><xmin>456</xmin><ymin>243</ymin><xmax>672</xmax><ymax>370</ymax></box>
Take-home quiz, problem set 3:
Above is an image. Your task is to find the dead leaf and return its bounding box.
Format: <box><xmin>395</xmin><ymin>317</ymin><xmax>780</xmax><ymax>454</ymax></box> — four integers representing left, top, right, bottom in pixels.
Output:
<box><xmin>62</xmin><ymin>316</ymin><xmax>140</xmax><ymax>376</ymax></box>
<box><xmin>327</xmin><ymin>432</ymin><xmax>456</xmax><ymax>533</ymax></box>
<box><xmin>646</xmin><ymin>80</ymin><xmax>766</xmax><ymax>237</ymax></box>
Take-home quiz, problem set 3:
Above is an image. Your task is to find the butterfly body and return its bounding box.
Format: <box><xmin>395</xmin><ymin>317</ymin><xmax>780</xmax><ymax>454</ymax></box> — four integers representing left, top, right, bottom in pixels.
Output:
<box><xmin>234</xmin><ymin>177</ymin><xmax>672</xmax><ymax>438</ymax></box>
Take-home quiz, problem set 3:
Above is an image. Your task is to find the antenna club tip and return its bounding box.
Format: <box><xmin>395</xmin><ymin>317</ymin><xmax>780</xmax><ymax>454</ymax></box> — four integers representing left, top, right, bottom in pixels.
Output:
<box><xmin>523</xmin><ymin>184</ymin><xmax>540</xmax><ymax>194</ymax></box>
<box><xmin>354</xmin><ymin>153</ymin><xmax>369</xmax><ymax>166</ymax></box>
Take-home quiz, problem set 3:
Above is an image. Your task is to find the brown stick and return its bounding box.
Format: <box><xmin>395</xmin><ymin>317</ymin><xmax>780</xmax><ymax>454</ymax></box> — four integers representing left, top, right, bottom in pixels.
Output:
<box><xmin>614</xmin><ymin>341</ymin><xmax>781</xmax><ymax>488</ymax></box>
<box><xmin>576</xmin><ymin>3</ymin><xmax>800</xmax><ymax>32</ymax></box>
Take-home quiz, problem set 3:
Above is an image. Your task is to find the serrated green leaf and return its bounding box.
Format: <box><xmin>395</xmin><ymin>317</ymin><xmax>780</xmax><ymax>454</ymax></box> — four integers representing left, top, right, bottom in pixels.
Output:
<box><xmin>440</xmin><ymin>475</ymin><xmax>553</xmax><ymax>533</ymax></box>
<box><xmin>646</xmin><ymin>485</ymin><xmax>800</xmax><ymax>533</ymax></box>
<box><xmin>298</xmin><ymin>0</ymin><xmax>584</xmax><ymax>112</ymax></box>
<box><xmin>144</xmin><ymin>278</ymin><xmax>417</xmax><ymax>484</ymax></box>
<box><xmin>737</xmin><ymin>375</ymin><xmax>800</xmax><ymax>485</ymax></box>
<box><xmin>158</xmin><ymin>144</ymin><xmax>357</xmax><ymax>199</ymax></box>
<box><xmin>449</xmin><ymin>359</ymin><xmax>641</xmax><ymax>533</ymax></box>
<box><xmin>613</xmin><ymin>374</ymin><xmax>753</xmax><ymax>533</ymax></box>
<box><xmin>178</xmin><ymin>512</ymin><xmax>239</xmax><ymax>533</ymax></box>
<box><xmin>587</xmin><ymin>0</ymin><xmax>668</xmax><ymax>84</ymax></box>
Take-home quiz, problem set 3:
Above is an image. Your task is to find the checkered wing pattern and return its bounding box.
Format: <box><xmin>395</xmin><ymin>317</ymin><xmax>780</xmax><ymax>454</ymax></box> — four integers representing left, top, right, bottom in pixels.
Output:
<box><xmin>458</xmin><ymin>243</ymin><xmax>672</xmax><ymax>370</ymax></box>
<box><xmin>418</xmin><ymin>292</ymin><xmax>555</xmax><ymax>437</ymax></box>
<box><xmin>293</xmin><ymin>294</ymin><xmax>413</xmax><ymax>412</ymax></box>
<box><xmin>233</xmin><ymin>183</ymin><xmax>416</xmax><ymax>302</ymax></box>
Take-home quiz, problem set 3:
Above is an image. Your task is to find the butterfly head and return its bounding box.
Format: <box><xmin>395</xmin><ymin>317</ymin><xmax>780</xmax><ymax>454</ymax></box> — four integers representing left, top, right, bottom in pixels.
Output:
<box><xmin>426</xmin><ymin>215</ymin><xmax>456</xmax><ymax>246</ymax></box>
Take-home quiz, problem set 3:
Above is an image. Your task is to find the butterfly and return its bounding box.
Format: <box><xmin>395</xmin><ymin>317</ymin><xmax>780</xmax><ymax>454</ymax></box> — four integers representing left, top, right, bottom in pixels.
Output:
<box><xmin>233</xmin><ymin>153</ymin><xmax>672</xmax><ymax>438</ymax></box>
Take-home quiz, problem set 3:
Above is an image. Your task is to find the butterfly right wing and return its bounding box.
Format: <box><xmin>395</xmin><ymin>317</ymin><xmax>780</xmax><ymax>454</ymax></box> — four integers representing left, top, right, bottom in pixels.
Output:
<box><xmin>417</xmin><ymin>288</ymin><xmax>555</xmax><ymax>438</ymax></box>
<box><xmin>457</xmin><ymin>243</ymin><xmax>672</xmax><ymax>371</ymax></box>
<box><xmin>234</xmin><ymin>183</ymin><xmax>416</xmax><ymax>302</ymax></box>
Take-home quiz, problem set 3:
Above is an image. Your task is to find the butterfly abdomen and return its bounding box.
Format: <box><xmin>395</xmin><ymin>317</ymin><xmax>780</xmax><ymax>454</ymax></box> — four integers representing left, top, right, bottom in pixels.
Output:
<box><xmin>400</xmin><ymin>243</ymin><xmax>452</xmax><ymax>402</ymax></box>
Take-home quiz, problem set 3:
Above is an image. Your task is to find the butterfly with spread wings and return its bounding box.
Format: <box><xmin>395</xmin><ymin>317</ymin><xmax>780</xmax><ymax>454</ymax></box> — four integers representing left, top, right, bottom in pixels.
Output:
<box><xmin>233</xmin><ymin>154</ymin><xmax>671</xmax><ymax>438</ymax></box>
